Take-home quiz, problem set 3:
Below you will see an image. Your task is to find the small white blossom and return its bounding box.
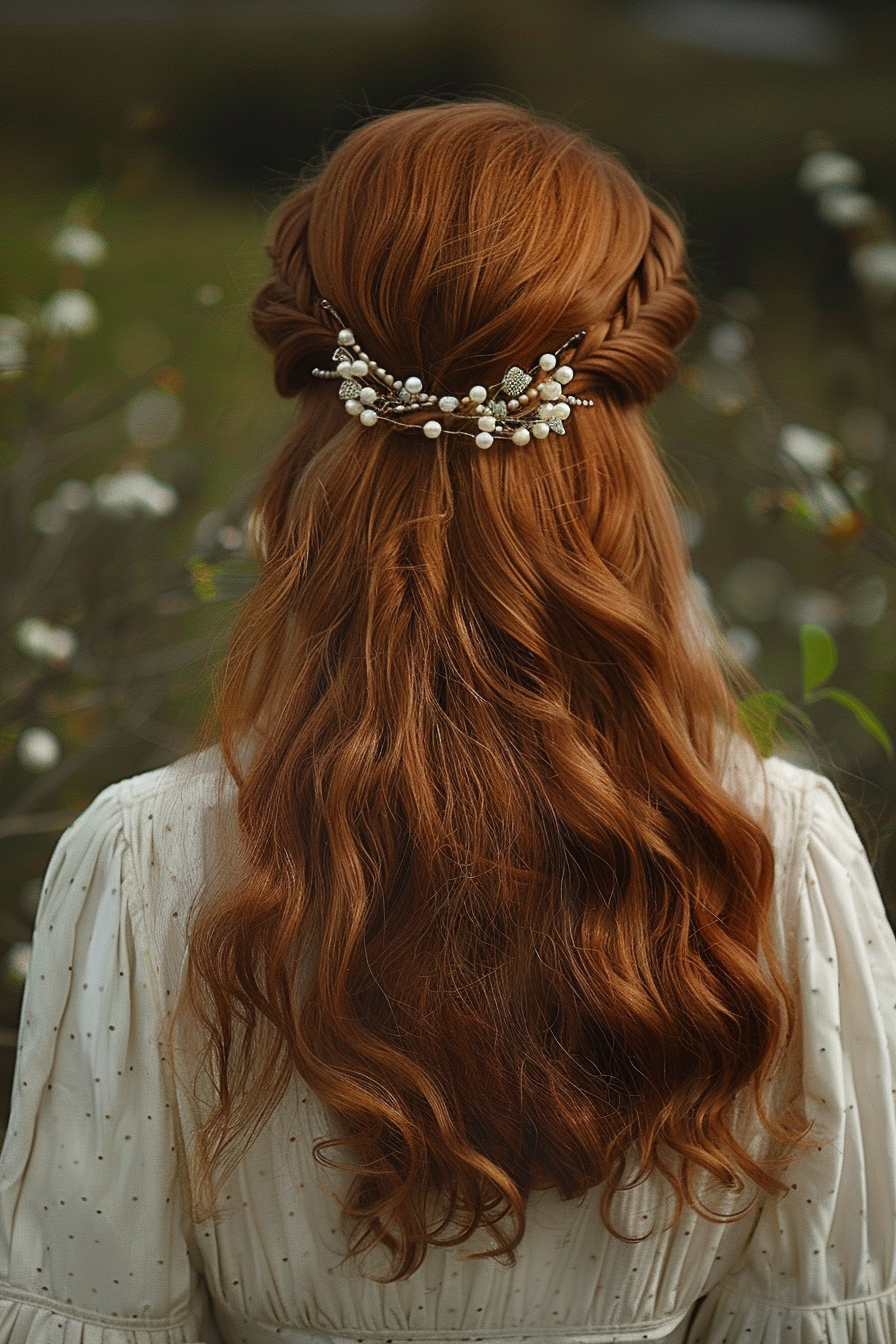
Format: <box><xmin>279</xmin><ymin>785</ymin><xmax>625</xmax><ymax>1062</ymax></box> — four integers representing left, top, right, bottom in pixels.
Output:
<box><xmin>782</xmin><ymin>586</ymin><xmax>843</xmax><ymax>631</ymax></box>
<box><xmin>779</xmin><ymin>424</ymin><xmax>837</xmax><ymax>474</ymax></box>
<box><xmin>124</xmin><ymin>389</ymin><xmax>184</xmax><ymax>449</ymax></box>
<box><xmin>816</xmin><ymin>187</ymin><xmax>877</xmax><ymax>229</ymax></box>
<box><xmin>3</xmin><ymin>941</ymin><xmax>32</xmax><ymax>985</ymax></box>
<box><xmin>217</xmin><ymin>524</ymin><xmax>244</xmax><ymax>551</ymax></box>
<box><xmin>32</xmin><ymin>500</ymin><xmax>69</xmax><ymax>535</ymax></box>
<box><xmin>41</xmin><ymin>289</ymin><xmax>99</xmax><ymax>336</ymax></box>
<box><xmin>842</xmin><ymin>574</ymin><xmax>887</xmax><ymax>628</ymax></box>
<box><xmin>708</xmin><ymin>320</ymin><xmax>752</xmax><ymax>365</ymax></box>
<box><xmin>851</xmin><ymin>240</ymin><xmax>896</xmax><ymax>294</ymax></box>
<box><xmin>16</xmin><ymin>727</ymin><xmax>62</xmax><ymax>773</ymax></box>
<box><xmin>196</xmin><ymin>283</ymin><xmax>224</xmax><ymax>306</ymax></box>
<box><xmin>724</xmin><ymin>626</ymin><xmax>762</xmax><ymax>668</ymax></box>
<box><xmin>93</xmin><ymin>469</ymin><xmax>178</xmax><ymax>519</ymax></box>
<box><xmin>797</xmin><ymin>150</ymin><xmax>863</xmax><ymax>195</ymax></box>
<box><xmin>15</xmin><ymin>617</ymin><xmax>78</xmax><ymax>664</ymax></box>
<box><xmin>50</xmin><ymin>226</ymin><xmax>108</xmax><ymax>267</ymax></box>
<box><xmin>54</xmin><ymin>479</ymin><xmax>92</xmax><ymax>513</ymax></box>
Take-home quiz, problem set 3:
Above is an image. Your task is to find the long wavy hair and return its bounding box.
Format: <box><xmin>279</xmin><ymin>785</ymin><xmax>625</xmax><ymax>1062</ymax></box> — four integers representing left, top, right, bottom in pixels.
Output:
<box><xmin>181</xmin><ymin>101</ymin><xmax>807</xmax><ymax>1279</ymax></box>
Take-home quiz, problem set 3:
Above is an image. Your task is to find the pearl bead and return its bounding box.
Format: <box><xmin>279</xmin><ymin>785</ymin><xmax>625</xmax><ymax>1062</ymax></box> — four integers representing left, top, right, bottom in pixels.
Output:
<box><xmin>359</xmin><ymin>409</ymin><xmax>378</xmax><ymax>426</ymax></box>
<box><xmin>345</xmin><ymin>399</ymin><xmax>363</xmax><ymax>415</ymax></box>
<box><xmin>405</xmin><ymin>376</ymin><xmax>423</xmax><ymax>395</ymax></box>
<box><xmin>539</xmin><ymin>353</ymin><xmax>557</xmax><ymax>372</ymax></box>
<box><xmin>337</xmin><ymin>329</ymin><xmax>354</xmax><ymax>346</ymax></box>
<box><xmin>478</xmin><ymin>415</ymin><xmax>496</xmax><ymax>432</ymax></box>
<box><xmin>555</xmin><ymin>365</ymin><xmax>574</xmax><ymax>385</ymax></box>
<box><xmin>512</xmin><ymin>428</ymin><xmax>531</xmax><ymax>446</ymax></box>
<box><xmin>350</xmin><ymin>360</ymin><xmax>369</xmax><ymax>377</ymax></box>
<box><xmin>540</xmin><ymin>380</ymin><xmax>561</xmax><ymax>400</ymax></box>
<box><xmin>508</xmin><ymin>399</ymin><xmax>520</xmax><ymax>411</ymax></box>
<box><xmin>423</xmin><ymin>420</ymin><xmax>442</xmax><ymax>438</ymax></box>
<box><xmin>537</xmin><ymin>403</ymin><xmax>554</xmax><ymax>419</ymax></box>
<box><xmin>473</xmin><ymin>405</ymin><xmax>486</xmax><ymax>416</ymax></box>
<box><xmin>469</xmin><ymin>385</ymin><xmax>487</xmax><ymax>404</ymax></box>
<box><xmin>336</xmin><ymin>361</ymin><xmax>354</xmax><ymax>377</ymax></box>
<box><xmin>359</xmin><ymin>387</ymin><xmax>377</xmax><ymax>405</ymax></box>
<box><xmin>475</xmin><ymin>431</ymin><xmax>494</xmax><ymax>449</ymax></box>
<box><xmin>385</xmin><ymin>374</ymin><xmax>395</xmax><ymax>385</ymax></box>
<box><xmin>439</xmin><ymin>396</ymin><xmax>459</xmax><ymax>413</ymax></box>
<box><xmin>532</xmin><ymin>422</ymin><xmax>551</xmax><ymax>439</ymax></box>
<box><xmin>554</xmin><ymin>402</ymin><xmax>571</xmax><ymax>420</ymax></box>
<box><xmin>518</xmin><ymin>392</ymin><xmax>530</xmax><ymax>403</ymax></box>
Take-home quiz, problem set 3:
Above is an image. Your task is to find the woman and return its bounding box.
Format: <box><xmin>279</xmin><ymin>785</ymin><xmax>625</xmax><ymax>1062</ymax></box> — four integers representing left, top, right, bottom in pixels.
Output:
<box><xmin>1</xmin><ymin>101</ymin><xmax>895</xmax><ymax>1344</ymax></box>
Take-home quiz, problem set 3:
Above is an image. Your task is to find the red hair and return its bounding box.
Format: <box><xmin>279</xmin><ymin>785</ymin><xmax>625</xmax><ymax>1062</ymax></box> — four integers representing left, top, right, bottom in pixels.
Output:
<box><xmin>181</xmin><ymin>101</ymin><xmax>806</xmax><ymax>1279</ymax></box>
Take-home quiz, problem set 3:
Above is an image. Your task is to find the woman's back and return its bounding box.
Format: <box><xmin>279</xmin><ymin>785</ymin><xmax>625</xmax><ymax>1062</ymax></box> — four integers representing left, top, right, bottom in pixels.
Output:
<box><xmin>5</xmin><ymin>738</ymin><xmax>894</xmax><ymax>1343</ymax></box>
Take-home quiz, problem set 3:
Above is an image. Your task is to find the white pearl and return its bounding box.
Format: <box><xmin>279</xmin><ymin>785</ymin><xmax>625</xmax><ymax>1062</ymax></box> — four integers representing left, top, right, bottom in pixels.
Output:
<box><xmin>539</xmin><ymin>353</ymin><xmax>557</xmax><ymax>372</ymax></box>
<box><xmin>350</xmin><ymin>360</ymin><xmax>369</xmax><ymax>377</ymax></box>
<box><xmin>405</xmin><ymin>376</ymin><xmax>423</xmax><ymax>395</ymax></box>
<box><xmin>469</xmin><ymin>385</ymin><xmax>488</xmax><ymax>404</ymax></box>
<box><xmin>478</xmin><ymin>415</ymin><xmax>496</xmax><ymax>432</ymax></box>
<box><xmin>554</xmin><ymin>402</ymin><xmax>570</xmax><ymax>420</ymax></box>
<box><xmin>337</xmin><ymin>329</ymin><xmax>355</xmax><ymax>346</ymax></box>
<box><xmin>345</xmin><ymin>399</ymin><xmax>363</xmax><ymax>415</ymax></box>
<box><xmin>555</xmin><ymin>365</ymin><xmax>574</xmax><ymax>384</ymax></box>
<box><xmin>507</xmin><ymin>398</ymin><xmax>520</xmax><ymax>411</ymax></box>
<box><xmin>438</xmin><ymin>395</ymin><xmax>459</xmax><ymax>413</ymax></box>
<box><xmin>532</xmin><ymin>422</ymin><xmax>551</xmax><ymax>438</ymax></box>
<box><xmin>359</xmin><ymin>409</ymin><xmax>378</xmax><ymax>427</ymax></box>
<box><xmin>359</xmin><ymin>387</ymin><xmax>377</xmax><ymax>405</ymax></box>
<box><xmin>512</xmin><ymin>428</ymin><xmax>531</xmax><ymax>446</ymax></box>
<box><xmin>385</xmin><ymin>374</ymin><xmax>395</xmax><ymax>384</ymax></box>
<box><xmin>540</xmin><ymin>380</ymin><xmax>561</xmax><ymax>400</ymax></box>
<box><xmin>537</xmin><ymin>403</ymin><xmax>554</xmax><ymax>419</ymax></box>
<box><xmin>336</xmin><ymin>361</ymin><xmax>354</xmax><ymax>377</ymax></box>
<box><xmin>423</xmin><ymin>420</ymin><xmax>442</xmax><ymax>438</ymax></box>
<box><xmin>475</xmin><ymin>431</ymin><xmax>494</xmax><ymax>449</ymax></box>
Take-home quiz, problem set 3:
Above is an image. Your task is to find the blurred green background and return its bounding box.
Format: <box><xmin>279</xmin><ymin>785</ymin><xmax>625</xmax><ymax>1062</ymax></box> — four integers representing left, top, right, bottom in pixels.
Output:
<box><xmin>1</xmin><ymin>0</ymin><xmax>896</xmax><ymax>1117</ymax></box>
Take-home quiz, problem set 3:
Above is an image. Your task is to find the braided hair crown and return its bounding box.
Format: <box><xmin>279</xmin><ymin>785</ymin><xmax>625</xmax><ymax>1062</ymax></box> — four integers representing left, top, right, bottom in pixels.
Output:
<box><xmin>251</xmin><ymin>101</ymin><xmax>697</xmax><ymax>428</ymax></box>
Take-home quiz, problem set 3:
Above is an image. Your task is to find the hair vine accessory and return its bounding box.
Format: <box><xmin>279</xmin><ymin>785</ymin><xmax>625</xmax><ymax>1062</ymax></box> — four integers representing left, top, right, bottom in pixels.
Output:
<box><xmin>311</xmin><ymin>299</ymin><xmax>594</xmax><ymax>448</ymax></box>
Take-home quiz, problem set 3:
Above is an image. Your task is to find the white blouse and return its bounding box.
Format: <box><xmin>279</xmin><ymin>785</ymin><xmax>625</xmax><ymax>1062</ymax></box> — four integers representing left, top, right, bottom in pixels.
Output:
<box><xmin>1</xmin><ymin>745</ymin><xmax>895</xmax><ymax>1344</ymax></box>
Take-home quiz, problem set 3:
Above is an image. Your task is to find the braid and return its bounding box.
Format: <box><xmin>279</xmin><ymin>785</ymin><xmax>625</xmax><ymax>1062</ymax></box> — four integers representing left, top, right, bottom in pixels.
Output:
<box><xmin>251</xmin><ymin>187</ymin><xmax>335</xmax><ymax>399</ymax></box>
<box><xmin>577</xmin><ymin>206</ymin><xmax>697</xmax><ymax>405</ymax></box>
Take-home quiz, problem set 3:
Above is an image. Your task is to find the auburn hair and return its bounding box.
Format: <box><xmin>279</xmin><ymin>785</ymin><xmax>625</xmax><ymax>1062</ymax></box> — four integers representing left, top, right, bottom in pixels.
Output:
<box><xmin>181</xmin><ymin>100</ymin><xmax>807</xmax><ymax>1280</ymax></box>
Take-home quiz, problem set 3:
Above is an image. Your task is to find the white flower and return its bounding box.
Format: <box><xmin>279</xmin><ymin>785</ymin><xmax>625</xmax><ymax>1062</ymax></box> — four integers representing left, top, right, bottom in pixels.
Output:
<box><xmin>32</xmin><ymin>500</ymin><xmax>69</xmax><ymax>535</ymax></box>
<box><xmin>196</xmin><ymin>283</ymin><xmax>223</xmax><ymax>306</ymax></box>
<box><xmin>779</xmin><ymin>424</ymin><xmax>837</xmax><ymax>474</ymax></box>
<box><xmin>851</xmin><ymin>240</ymin><xmax>896</xmax><ymax>294</ymax></box>
<box><xmin>816</xmin><ymin>188</ymin><xmax>877</xmax><ymax>229</ymax></box>
<box><xmin>797</xmin><ymin>150</ymin><xmax>863</xmax><ymax>195</ymax></box>
<box><xmin>41</xmin><ymin>290</ymin><xmax>99</xmax><ymax>336</ymax></box>
<box><xmin>708</xmin><ymin>320</ymin><xmax>752</xmax><ymax>365</ymax></box>
<box><xmin>54</xmin><ymin>479</ymin><xmax>92</xmax><ymax>513</ymax></box>
<box><xmin>217</xmin><ymin>524</ymin><xmax>244</xmax><ymax>552</ymax></box>
<box><xmin>15</xmin><ymin>617</ymin><xmax>78</xmax><ymax>664</ymax></box>
<box><xmin>842</xmin><ymin>574</ymin><xmax>887</xmax><ymax>628</ymax></box>
<box><xmin>50</xmin><ymin>226</ymin><xmax>108</xmax><ymax>267</ymax></box>
<box><xmin>124</xmin><ymin>389</ymin><xmax>184</xmax><ymax>449</ymax></box>
<box><xmin>3</xmin><ymin>941</ymin><xmax>32</xmax><ymax>985</ymax></box>
<box><xmin>0</xmin><ymin>314</ymin><xmax>28</xmax><ymax>375</ymax></box>
<box><xmin>16</xmin><ymin>727</ymin><xmax>62</xmax><ymax>773</ymax></box>
<box><xmin>781</xmin><ymin>587</ymin><xmax>843</xmax><ymax>631</ymax></box>
<box><xmin>93</xmin><ymin>469</ymin><xmax>178</xmax><ymax>519</ymax></box>
<box><xmin>723</xmin><ymin>626</ymin><xmax>762</xmax><ymax>668</ymax></box>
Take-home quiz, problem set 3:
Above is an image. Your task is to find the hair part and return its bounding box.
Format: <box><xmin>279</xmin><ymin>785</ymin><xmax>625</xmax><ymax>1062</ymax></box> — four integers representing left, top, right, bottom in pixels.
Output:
<box><xmin>179</xmin><ymin>100</ymin><xmax>809</xmax><ymax>1280</ymax></box>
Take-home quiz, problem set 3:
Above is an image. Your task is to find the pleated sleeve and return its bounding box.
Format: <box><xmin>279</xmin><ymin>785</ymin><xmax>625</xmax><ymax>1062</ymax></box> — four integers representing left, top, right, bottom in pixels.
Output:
<box><xmin>689</xmin><ymin>772</ymin><xmax>896</xmax><ymax>1342</ymax></box>
<box><xmin>0</xmin><ymin>785</ymin><xmax>220</xmax><ymax>1344</ymax></box>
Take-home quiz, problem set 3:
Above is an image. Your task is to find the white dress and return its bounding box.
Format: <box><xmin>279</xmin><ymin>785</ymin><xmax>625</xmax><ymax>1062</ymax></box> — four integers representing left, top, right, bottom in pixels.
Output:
<box><xmin>1</xmin><ymin>744</ymin><xmax>895</xmax><ymax>1344</ymax></box>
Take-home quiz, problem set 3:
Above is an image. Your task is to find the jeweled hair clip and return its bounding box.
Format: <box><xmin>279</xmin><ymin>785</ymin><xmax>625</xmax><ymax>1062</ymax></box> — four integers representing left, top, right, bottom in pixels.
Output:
<box><xmin>311</xmin><ymin>300</ymin><xmax>593</xmax><ymax>448</ymax></box>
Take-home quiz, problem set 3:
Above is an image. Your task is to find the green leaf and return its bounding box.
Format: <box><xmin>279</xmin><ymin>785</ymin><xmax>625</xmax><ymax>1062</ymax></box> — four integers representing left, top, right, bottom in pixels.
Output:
<box><xmin>737</xmin><ymin>690</ymin><xmax>814</xmax><ymax>757</ymax></box>
<box><xmin>800</xmin><ymin>623</ymin><xmax>837</xmax><ymax>698</ymax></box>
<box><xmin>807</xmin><ymin>687</ymin><xmax>894</xmax><ymax>759</ymax></box>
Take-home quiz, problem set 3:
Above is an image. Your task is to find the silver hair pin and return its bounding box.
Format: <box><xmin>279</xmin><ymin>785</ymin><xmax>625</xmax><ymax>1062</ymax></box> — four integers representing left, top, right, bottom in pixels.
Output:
<box><xmin>311</xmin><ymin>299</ymin><xmax>593</xmax><ymax>448</ymax></box>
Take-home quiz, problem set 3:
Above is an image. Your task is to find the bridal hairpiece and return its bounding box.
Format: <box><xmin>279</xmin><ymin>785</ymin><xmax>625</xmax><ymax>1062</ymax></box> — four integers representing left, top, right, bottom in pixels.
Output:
<box><xmin>311</xmin><ymin>300</ymin><xmax>594</xmax><ymax>448</ymax></box>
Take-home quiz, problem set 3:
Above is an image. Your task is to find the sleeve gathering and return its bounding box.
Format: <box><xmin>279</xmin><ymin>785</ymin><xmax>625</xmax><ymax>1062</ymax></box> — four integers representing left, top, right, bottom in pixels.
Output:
<box><xmin>689</xmin><ymin>772</ymin><xmax>896</xmax><ymax>1342</ymax></box>
<box><xmin>0</xmin><ymin>785</ymin><xmax>219</xmax><ymax>1344</ymax></box>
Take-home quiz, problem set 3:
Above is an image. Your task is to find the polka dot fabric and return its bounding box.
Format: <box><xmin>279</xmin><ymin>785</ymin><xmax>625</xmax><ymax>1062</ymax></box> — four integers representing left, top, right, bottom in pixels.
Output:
<box><xmin>0</xmin><ymin>746</ymin><xmax>894</xmax><ymax>1344</ymax></box>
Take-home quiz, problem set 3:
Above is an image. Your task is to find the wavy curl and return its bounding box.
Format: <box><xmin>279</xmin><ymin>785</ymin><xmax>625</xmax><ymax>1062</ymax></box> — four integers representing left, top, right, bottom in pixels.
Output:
<box><xmin>180</xmin><ymin>101</ymin><xmax>808</xmax><ymax>1280</ymax></box>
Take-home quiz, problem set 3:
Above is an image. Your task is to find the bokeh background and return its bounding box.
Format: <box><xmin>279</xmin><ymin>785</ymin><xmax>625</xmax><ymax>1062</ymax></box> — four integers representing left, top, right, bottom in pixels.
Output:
<box><xmin>2</xmin><ymin>0</ymin><xmax>896</xmax><ymax>1124</ymax></box>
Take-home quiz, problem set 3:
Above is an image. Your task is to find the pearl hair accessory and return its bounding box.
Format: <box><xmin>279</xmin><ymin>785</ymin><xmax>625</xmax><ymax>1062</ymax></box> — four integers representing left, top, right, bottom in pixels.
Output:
<box><xmin>310</xmin><ymin>300</ymin><xmax>594</xmax><ymax>448</ymax></box>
